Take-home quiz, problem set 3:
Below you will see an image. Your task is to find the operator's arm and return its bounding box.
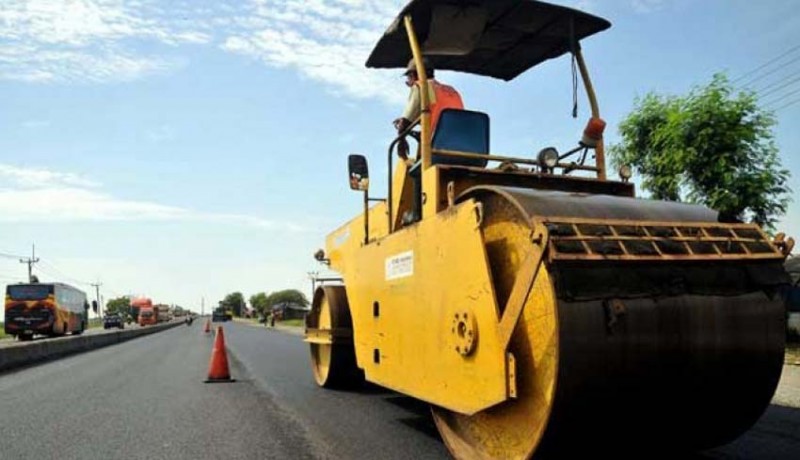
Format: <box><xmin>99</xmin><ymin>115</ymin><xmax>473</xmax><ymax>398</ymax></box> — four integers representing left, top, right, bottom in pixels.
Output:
<box><xmin>394</xmin><ymin>85</ymin><xmax>420</xmax><ymax>133</ymax></box>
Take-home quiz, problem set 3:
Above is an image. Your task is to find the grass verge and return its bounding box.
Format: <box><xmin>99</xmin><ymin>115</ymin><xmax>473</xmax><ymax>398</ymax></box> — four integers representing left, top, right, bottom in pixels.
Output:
<box><xmin>280</xmin><ymin>319</ymin><xmax>305</xmax><ymax>328</ymax></box>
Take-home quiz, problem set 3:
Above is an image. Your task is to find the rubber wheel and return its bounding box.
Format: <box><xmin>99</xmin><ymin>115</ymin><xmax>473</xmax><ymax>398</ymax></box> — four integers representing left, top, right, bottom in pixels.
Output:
<box><xmin>307</xmin><ymin>286</ymin><xmax>364</xmax><ymax>389</ymax></box>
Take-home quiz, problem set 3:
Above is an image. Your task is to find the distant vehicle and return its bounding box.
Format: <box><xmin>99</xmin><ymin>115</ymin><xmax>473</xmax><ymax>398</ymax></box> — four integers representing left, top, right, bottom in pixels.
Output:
<box><xmin>155</xmin><ymin>304</ymin><xmax>172</xmax><ymax>323</ymax></box>
<box><xmin>4</xmin><ymin>282</ymin><xmax>89</xmax><ymax>340</ymax></box>
<box><xmin>212</xmin><ymin>308</ymin><xmax>229</xmax><ymax>322</ymax></box>
<box><xmin>130</xmin><ymin>297</ymin><xmax>152</xmax><ymax>323</ymax></box>
<box><xmin>103</xmin><ymin>314</ymin><xmax>125</xmax><ymax>330</ymax></box>
<box><xmin>139</xmin><ymin>305</ymin><xmax>157</xmax><ymax>326</ymax></box>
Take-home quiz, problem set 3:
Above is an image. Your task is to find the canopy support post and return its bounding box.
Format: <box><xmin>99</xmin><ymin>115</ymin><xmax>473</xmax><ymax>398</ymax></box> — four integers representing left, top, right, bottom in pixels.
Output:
<box><xmin>403</xmin><ymin>15</ymin><xmax>432</xmax><ymax>171</ymax></box>
<box><xmin>574</xmin><ymin>47</ymin><xmax>606</xmax><ymax>180</ymax></box>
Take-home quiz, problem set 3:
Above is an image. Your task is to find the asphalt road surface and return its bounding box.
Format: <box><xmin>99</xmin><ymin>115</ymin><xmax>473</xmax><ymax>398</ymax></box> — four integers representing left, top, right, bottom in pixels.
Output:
<box><xmin>1</xmin><ymin>321</ymin><xmax>799</xmax><ymax>460</ymax></box>
<box><xmin>0</xmin><ymin>322</ymin><xmax>318</xmax><ymax>460</ymax></box>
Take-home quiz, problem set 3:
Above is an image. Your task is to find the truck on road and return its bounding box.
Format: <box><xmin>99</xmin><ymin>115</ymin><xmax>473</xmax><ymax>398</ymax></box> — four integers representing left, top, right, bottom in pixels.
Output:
<box><xmin>130</xmin><ymin>297</ymin><xmax>152</xmax><ymax>324</ymax></box>
<box><xmin>138</xmin><ymin>300</ymin><xmax>157</xmax><ymax>327</ymax></box>
<box><xmin>155</xmin><ymin>304</ymin><xmax>171</xmax><ymax>323</ymax></box>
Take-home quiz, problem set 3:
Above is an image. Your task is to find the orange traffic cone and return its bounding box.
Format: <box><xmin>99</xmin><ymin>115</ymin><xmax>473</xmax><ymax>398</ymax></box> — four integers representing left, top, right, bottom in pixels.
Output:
<box><xmin>204</xmin><ymin>319</ymin><xmax>211</xmax><ymax>334</ymax></box>
<box><xmin>204</xmin><ymin>326</ymin><xmax>234</xmax><ymax>383</ymax></box>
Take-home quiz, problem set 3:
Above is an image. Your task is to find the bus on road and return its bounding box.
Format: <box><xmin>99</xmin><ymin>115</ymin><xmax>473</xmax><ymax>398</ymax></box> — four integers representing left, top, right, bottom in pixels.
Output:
<box><xmin>4</xmin><ymin>282</ymin><xmax>89</xmax><ymax>341</ymax></box>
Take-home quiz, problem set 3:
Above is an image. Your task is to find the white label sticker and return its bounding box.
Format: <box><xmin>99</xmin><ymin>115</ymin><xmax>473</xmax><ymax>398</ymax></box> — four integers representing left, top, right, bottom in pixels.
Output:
<box><xmin>385</xmin><ymin>250</ymin><xmax>414</xmax><ymax>281</ymax></box>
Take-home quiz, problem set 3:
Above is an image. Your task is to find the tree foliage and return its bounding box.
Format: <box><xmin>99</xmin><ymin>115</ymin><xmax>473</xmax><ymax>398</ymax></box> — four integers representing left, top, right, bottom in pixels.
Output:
<box><xmin>105</xmin><ymin>296</ymin><xmax>130</xmax><ymax>316</ymax></box>
<box><xmin>610</xmin><ymin>73</ymin><xmax>791</xmax><ymax>229</ymax></box>
<box><xmin>265</xmin><ymin>289</ymin><xmax>309</xmax><ymax>309</ymax></box>
<box><xmin>220</xmin><ymin>292</ymin><xmax>246</xmax><ymax>317</ymax></box>
<box><xmin>249</xmin><ymin>292</ymin><xmax>270</xmax><ymax>316</ymax></box>
<box><xmin>248</xmin><ymin>289</ymin><xmax>309</xmax><ymax>317</ymax></box>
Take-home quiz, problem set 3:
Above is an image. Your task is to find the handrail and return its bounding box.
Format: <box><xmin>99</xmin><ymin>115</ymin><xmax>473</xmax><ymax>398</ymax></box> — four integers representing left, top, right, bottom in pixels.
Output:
<box><xmin>387</xmin><ymin>120</ymin><xmax>421</xmax><ymax>232</ymax></box>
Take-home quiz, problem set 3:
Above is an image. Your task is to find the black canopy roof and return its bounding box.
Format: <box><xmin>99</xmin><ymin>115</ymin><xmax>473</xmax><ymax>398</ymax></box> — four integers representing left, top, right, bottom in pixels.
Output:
<box><xmin>366</xmin><ymin>0</ymin><xmax>611</xmax><ymax>81</ymax></box>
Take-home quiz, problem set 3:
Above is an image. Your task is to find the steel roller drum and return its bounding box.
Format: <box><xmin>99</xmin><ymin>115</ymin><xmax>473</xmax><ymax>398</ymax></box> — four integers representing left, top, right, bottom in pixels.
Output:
<box><xmin>441</xmin><ymin>186</ymin><xmax>789</xmax><ymax>458</ymax></box>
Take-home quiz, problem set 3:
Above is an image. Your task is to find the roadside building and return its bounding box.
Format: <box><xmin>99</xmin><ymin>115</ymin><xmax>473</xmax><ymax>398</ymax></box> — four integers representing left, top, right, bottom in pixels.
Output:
<box><xmin>270</xmin><ymin>302</ymin><xmax>309</xmax><ymax>321</ymax></box>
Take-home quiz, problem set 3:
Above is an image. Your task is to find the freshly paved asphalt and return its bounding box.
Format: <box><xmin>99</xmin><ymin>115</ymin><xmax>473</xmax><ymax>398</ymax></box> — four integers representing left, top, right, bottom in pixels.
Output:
<box><xmin>1</xmin><ymin>319</ymin><xmax>799</xmax><ymax>459</ymax></box>
<box><xmin>0</xmin><ymin>322</ymin><xmax>317</xmax><ymax>460</ymax></box>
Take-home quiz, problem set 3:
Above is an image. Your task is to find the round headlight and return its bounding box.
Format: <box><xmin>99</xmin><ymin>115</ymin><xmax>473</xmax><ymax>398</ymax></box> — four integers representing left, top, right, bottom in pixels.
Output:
<box><xmin>537</xmin><ymin>147</ymin><xmax>559</xmax><ymax>169</ymax></box>
<box><xmin>619</xmin><ymin>165</ymin><xmax>632</xmax><ymax>181</ymax></box>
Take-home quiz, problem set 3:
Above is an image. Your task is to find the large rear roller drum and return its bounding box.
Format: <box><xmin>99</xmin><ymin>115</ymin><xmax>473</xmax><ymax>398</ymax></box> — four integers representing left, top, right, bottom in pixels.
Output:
<box><xmin>433</xmin><ymin>188</ymin><xmax>786</xmax><ymax>459</ymax></box>
<box><xmin>307</xmin><ymin>285</ymin><xmax>364</xmax><ymax>389</ymax></box>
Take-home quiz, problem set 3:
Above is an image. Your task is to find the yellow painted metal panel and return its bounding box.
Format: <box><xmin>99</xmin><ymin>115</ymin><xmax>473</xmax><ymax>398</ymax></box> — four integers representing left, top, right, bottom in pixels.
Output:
<box><xmin>343</xmin><ymin>199</ymin><xmax>509</xmax><ymax>415</ymax></box>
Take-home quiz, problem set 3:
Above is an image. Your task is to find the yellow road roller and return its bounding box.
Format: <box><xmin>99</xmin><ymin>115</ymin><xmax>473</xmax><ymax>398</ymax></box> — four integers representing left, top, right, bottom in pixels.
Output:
<box><xmin>305</xmin><ymin>1</ymin><xmax>794</xmax><ymax>458</ymax></box>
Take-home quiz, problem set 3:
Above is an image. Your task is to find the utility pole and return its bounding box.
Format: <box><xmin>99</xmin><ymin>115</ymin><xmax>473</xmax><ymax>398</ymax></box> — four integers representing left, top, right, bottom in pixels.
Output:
<box><xmin>91</xmin><ymin>282</ymin><xmax>102</xmax><ymax>318</ymax></box>
<box><xmin>201</xmin><ymin>297</ymin><xmax>205</xmax><ymax>316</ymax></box>
<box><xmin>19</xmin><ymin>244</ymin><xmax>39</xmax><ymax>282</ymax></box>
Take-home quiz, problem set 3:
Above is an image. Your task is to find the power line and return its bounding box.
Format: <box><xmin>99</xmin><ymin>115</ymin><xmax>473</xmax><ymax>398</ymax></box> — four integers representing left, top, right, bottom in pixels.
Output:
<box><xmin>739</xmin><ymin>54</ymin><xmax>800</xmax><ymax>91</ymax></box>
<box><xmin>0</xmin><ymin>273</ymin><xmax>24</xmax><ymax>281</ymax></box>
<box><xmin>764</xmin><ymin>86</ymin><xmax>800</xmax><ymax>108</ymax></box>
<box><xmin>38</xmin><ymin>259</ymin><xmax>91</xmax><ymax>286</ymax></box>
<box><xmin>773</xmin><ymin>97</ymin><xmax>800</xmax><ymax>112</ymax></box>
<box><xmin>733</xmin><ymin>43</ymin><xmax>800</xmax><ymax>86</ymax></box>
<box><xmin>758</xmin><ymin>74</ymin><xmax>800</xmax><ymax>99</ymax></box>
<box><xmin>749</xmin><ymin>56</ymin><xmax>800</xmax><ymax>92</ymax></box>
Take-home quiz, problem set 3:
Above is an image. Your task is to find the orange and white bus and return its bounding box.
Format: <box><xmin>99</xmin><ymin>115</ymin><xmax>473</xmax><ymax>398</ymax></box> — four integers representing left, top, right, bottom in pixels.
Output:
<box><xmin>4</xmin><ymin>282</ymin><xmax>89</xmax><ymax>341</ymax></box>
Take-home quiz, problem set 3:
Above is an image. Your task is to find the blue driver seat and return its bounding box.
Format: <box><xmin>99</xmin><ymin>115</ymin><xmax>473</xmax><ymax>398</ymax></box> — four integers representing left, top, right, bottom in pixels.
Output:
<box><xmin>431</xmin><ymin>109</ymin><xmax>490</xmax><ymax>167</ymax></box>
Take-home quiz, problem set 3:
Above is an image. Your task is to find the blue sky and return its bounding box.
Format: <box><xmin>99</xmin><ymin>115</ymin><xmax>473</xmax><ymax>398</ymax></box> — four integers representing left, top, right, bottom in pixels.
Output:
<box><xmin>1</xmin><ymin>0</ymin><xmax>798</xmax><ymax>313</ymax></box>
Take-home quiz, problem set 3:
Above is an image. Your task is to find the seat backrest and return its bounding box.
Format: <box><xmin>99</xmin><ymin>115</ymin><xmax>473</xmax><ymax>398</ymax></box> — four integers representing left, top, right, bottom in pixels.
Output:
<box><xmin>431</xmin><ymin>109</ymin><xmax>490</xmax><ymax>167</ymax></box>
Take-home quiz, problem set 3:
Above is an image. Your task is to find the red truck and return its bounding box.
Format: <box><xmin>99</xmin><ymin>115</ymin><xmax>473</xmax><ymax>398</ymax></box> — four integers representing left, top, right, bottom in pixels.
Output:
<box><xmin>135</xmin><ymin>298</ymin><xmax>157</xmax><ymax>326</ymax></box>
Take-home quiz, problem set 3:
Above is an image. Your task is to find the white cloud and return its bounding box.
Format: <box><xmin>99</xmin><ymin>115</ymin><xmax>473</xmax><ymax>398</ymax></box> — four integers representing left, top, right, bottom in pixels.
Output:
<box><xmin>0</xmin><ymin>163</ymin><xmax>303</xmax><ymax>231</ymax></box>
<box><xmin>0</xmin><ymin>164</ymin><xmax>99</xmax><ymax>189</ymax></box>
<box><xmin>0</xmin><ymin>0</ymin><xmax>215</xmax><ymax>83</ymax></box>
<box><xmin>631</xmin><ymin>0</ymin><xmax>664</xmax><ymax>13</ymax></box>
<box><xmin>0</xmin><ymin>45</ymin><xmax>177</xmax><ymax>83</ymax></box>
<box><xmin>222</xmin><ymin>0</ymin><xmax>406</xmax><ymax>104</ymax></box>
<box><xmin>0</xmin><ymin>0</ymin><xmax>414</xmax><ymax>102</ymax></box>
<box><xmin>20</xmin><ymin>120</ymin><xmax>51</xmax><ymax>129</ymax></box>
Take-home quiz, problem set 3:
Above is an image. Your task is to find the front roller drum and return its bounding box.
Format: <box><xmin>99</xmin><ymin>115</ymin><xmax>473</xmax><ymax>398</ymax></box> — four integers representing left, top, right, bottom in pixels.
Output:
<box><xmin>307</xmin><ymin>285</ymin><xmax>364</xmax><ymax>389</ymax></box>
<box><xmin>431</xmin><ymin>193</ymin><xmax>559</xmax><ymax>460</ymax></box>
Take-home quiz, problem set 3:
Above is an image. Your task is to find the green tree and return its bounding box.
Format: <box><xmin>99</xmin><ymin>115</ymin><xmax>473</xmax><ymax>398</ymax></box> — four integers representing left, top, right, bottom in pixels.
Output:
<box><xmin>610</xmin><ymin>73</ymin><xmax>791</xmax><ymax>230</ymax></box>
<box><xmin>249</xmin><ymin>292</ymin><xmax>270</xmax><ymax>316</ymax></box>
<box><xmin>220</xmin><ymin>292</ymin><xmax>246</xmax><ymax>317</ymax></box>
<box><xmin>265</xmin><ymin>289</ymin><xmax>309</xmax><ymax>309</ymax></box>
<box><xmin>105</xmin><ymin>296</ymin><xmax>130</xmax><ymax>316</ymax></box>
